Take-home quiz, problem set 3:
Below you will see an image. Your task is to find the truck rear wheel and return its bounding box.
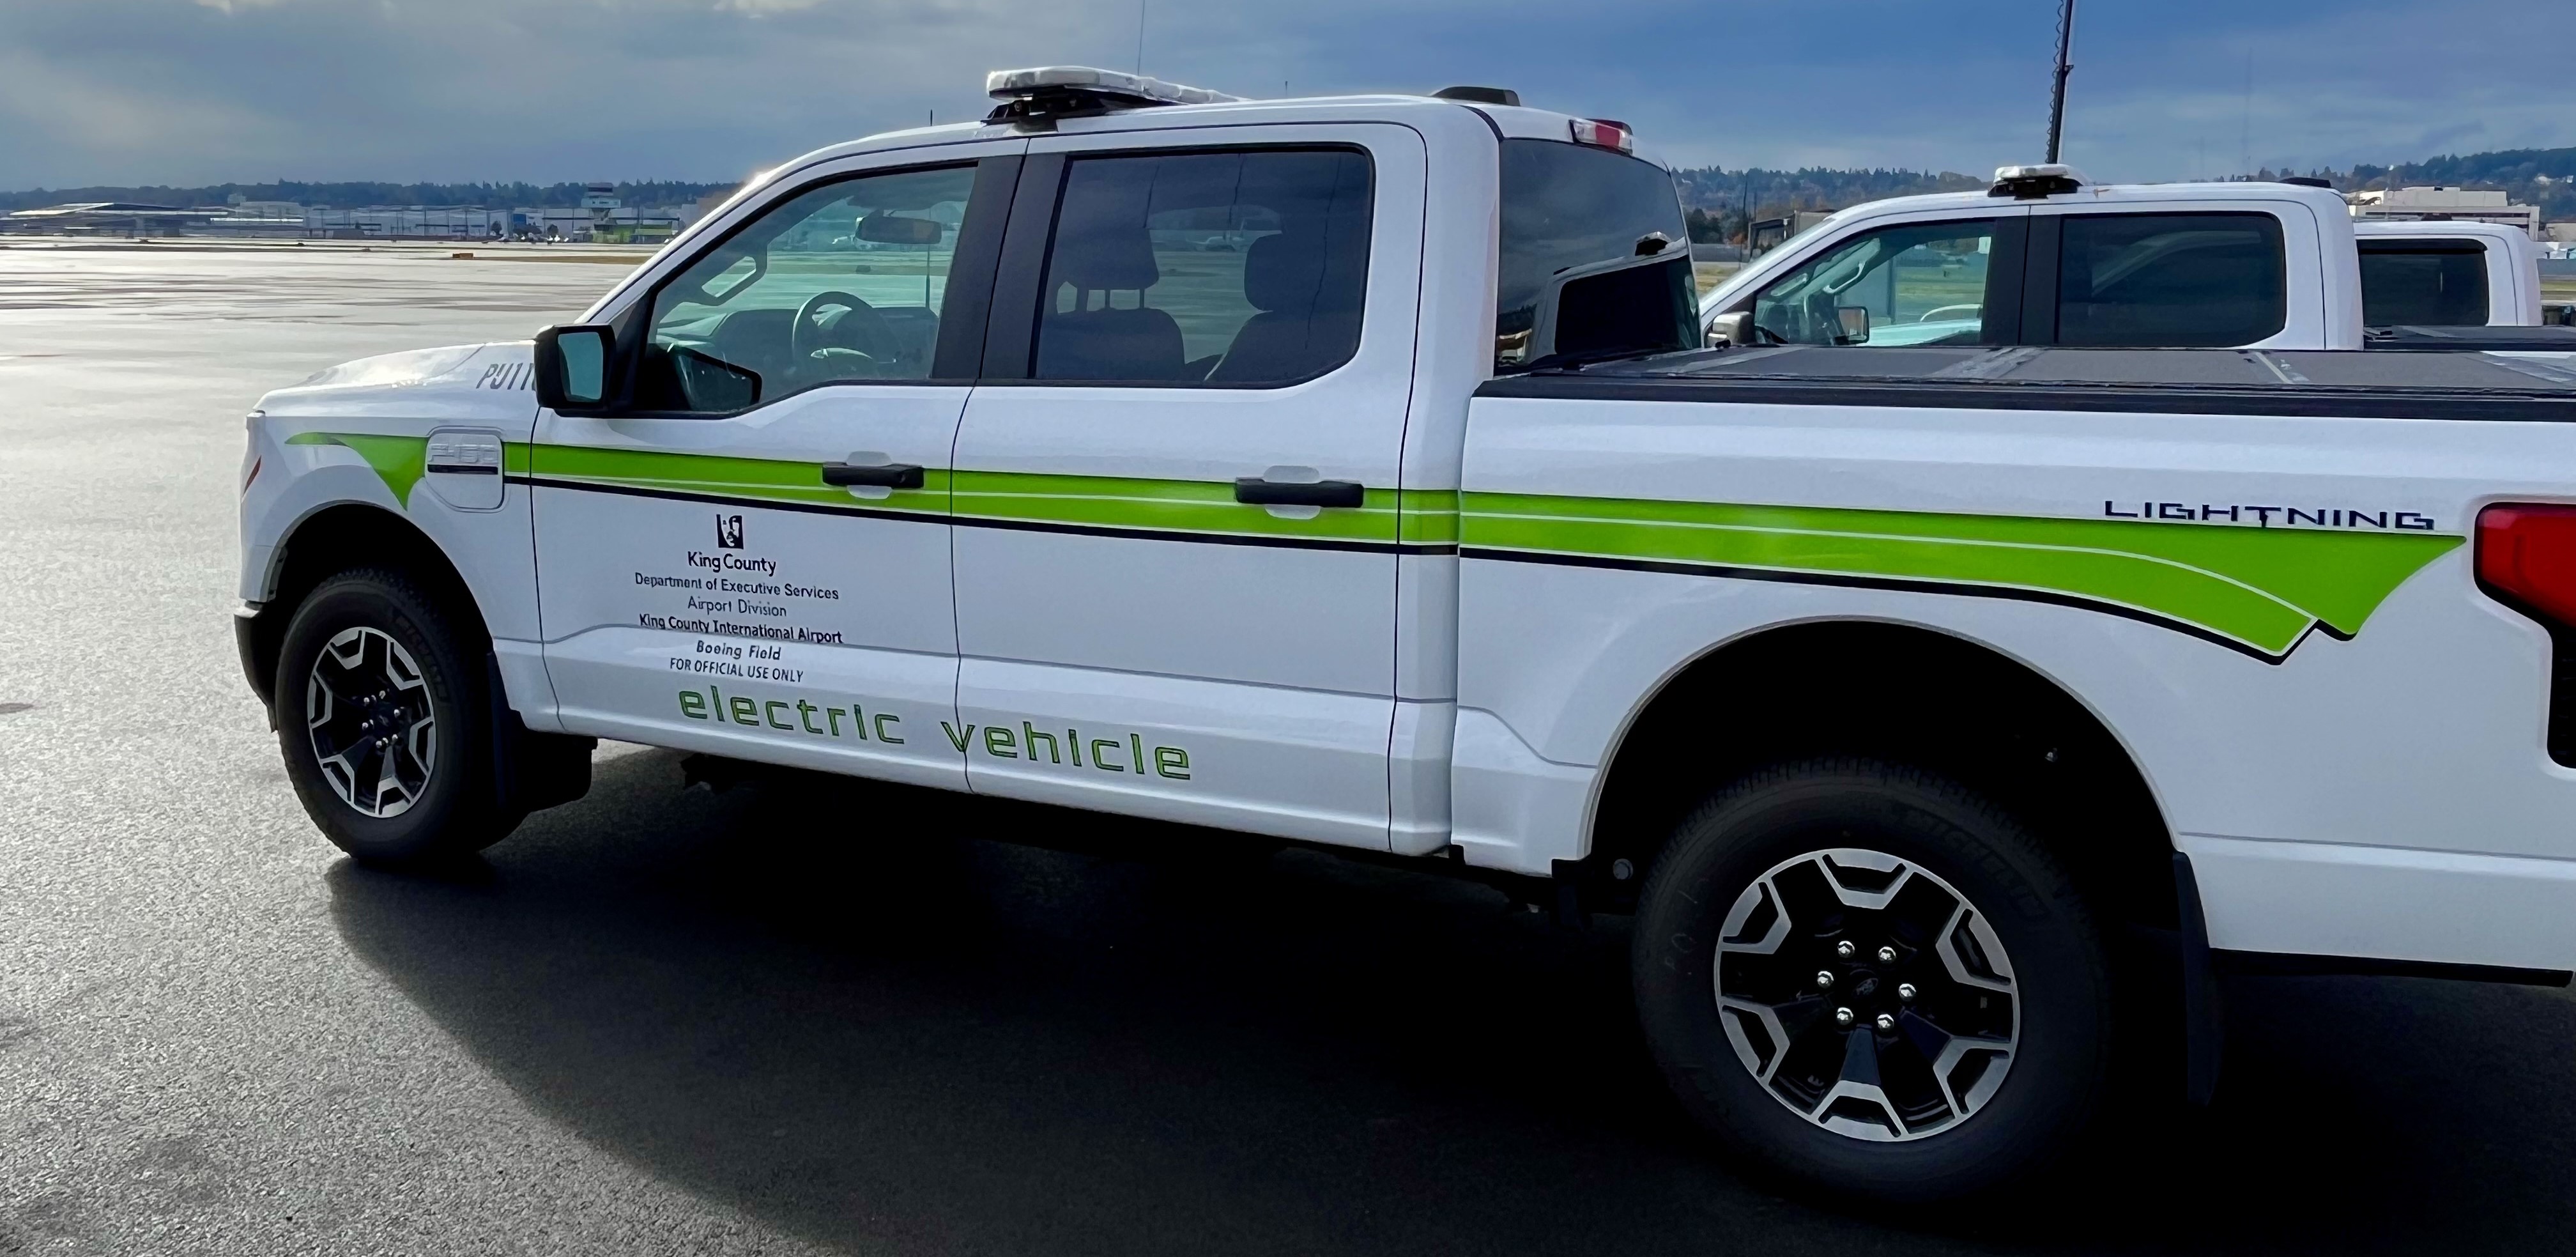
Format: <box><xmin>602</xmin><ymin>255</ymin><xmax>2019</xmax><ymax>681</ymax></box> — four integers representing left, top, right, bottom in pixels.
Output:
<box><xmin>1633</xmin><ymin>759</ymin><xmax>2112</xmax><ymax>1203</ymax></box>
<box><xmin>274</xmin><ymin>567</ymin><xmax>519</xmax><ymax>865</ymax></box>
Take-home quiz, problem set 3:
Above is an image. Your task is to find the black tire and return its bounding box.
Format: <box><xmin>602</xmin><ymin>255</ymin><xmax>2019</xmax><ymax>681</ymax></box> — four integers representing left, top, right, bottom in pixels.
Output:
<box><xmin>1633</xmin><ymin>758</ymin><xmax>2112</xmax><ymax>1204</ymax></box>
<box><xmin>274</xmin><ymin>567</ymin><xmax>520</xmax><ymax>865</ymax></box>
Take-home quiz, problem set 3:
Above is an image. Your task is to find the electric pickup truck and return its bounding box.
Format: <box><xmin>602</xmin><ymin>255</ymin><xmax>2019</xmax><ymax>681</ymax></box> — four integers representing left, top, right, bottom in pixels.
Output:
<box><xmin>235</xmin><ymin>67</ymin><xmax>2576</xmax><ymax>1203</ymax></box>
<box><xmin>1701</xmin><ymin>167</ymin><xmax>2547</xmax><ymax>351</ymax></box>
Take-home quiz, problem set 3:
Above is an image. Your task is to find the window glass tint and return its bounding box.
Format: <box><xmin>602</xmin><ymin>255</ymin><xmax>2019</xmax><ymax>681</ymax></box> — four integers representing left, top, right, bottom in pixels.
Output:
<box><xmin>1498</xmin><ymin>139</ymin><xmax>1689</xmax><ymax>367</ymax></box>
<box><xmin>1749</xmin><ymin>220</ymin><xmax>1997</xmax><ymax>346</ymax></box>
<box><xmin>2055</xmin><ymin>212</ymin><xmax>2285</xmax><ymax>346</ymax></box>
<box><xmin>1031</xmin><ymin>148</ymin><xmax>1372</xmax><ymax>385</ymax></box>
<box><xmin>640</xmin><ymin>164</ymin><xmax>976</xmax><ymax>412</ymax></box>
<box><xmin>2360</xmin><ymin>242</ymin><xmax>2490</xmax><ymax>326</ymax></box>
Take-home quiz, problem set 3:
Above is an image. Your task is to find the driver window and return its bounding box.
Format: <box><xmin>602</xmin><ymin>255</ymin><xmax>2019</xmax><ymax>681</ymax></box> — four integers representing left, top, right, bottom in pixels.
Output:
<box><xmin>638</xmin><ymin>164</ymin><xmax>977</xmax><ymax>412</ymax></box>
<box><xmin>1746</xmin><ymin>219</ymin><xmax>1998</xmax><ymax>346</ymax></box>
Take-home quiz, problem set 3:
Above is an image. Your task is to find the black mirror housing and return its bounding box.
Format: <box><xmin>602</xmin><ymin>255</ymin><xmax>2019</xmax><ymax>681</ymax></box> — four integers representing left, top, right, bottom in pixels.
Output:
<box><xmin>533</xmin><ymin>325</ymin><xmax>614</xmax><ymax>412</ymax></box>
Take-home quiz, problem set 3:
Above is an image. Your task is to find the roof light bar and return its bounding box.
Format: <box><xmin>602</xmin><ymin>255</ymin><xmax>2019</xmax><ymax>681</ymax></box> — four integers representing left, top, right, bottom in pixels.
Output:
<box><xmin>1570</xmin><ymin>118</ymin><xmax>1634</xmax><ymax>154</ymax></box>
<box><xmin>985</xmin><ymin>66</ymin><xmax>1244</xmax><ymax>108</ymax></box>
<box><xmin>1989</xmin><ymin>162</ymin><xmax>2087</xmax><ymax>199</ymax></box>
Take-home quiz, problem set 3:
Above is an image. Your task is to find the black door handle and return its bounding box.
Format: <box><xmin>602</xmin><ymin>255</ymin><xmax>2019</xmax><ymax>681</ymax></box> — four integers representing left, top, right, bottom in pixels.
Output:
<box><xmin>820</xmin><ymin>462</ymin><xmax>925</xmax><ymax>490</ymax></box>
<box><xmin>1234</xmin><ymin>477</ymin><xmax>1365</xmax><ymax>508</ymax></box>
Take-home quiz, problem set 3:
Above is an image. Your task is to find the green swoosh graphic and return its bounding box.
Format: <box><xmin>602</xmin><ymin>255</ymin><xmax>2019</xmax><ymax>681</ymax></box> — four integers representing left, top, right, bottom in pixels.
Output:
<box><xmin>291</xmin><ymin>433</ymin><xmax>2457</xmax><ymax>658</ymax></box>
<box><xmin>1460</xmin><ymin>491</ymin><xmax>2462</xmax><ymax>658</ymax></box>
<box><xmin>285</xmin><ymin>431</ymin><xmax>430</xmax><ymax>507</ymax></box>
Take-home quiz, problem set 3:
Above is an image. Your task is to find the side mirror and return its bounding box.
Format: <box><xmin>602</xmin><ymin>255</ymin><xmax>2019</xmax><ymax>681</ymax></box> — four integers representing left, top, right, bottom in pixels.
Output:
<box><xmin>1709</xmin><ymin>311</ymin><xmax>1752</xmax><ymax>347</ymax></box>
<box><xmin>668</xmin><ymin>346</ymin><xmax>762</xmax><ymax>413</ymax></box>
<box><xmin>533</xmin><ymin>325</ymin><xmax>613</xmax><ymax>412</ymax></box>
<box><xmin>856</xmin><ymin>215</ymin><xmax>945</xmax><ymax>245</ymax></box>
<box><xmin>1834</xmin><ymin>305</ymin><xmax>1873</xmax><ymax>345</ymax></box>
<box><xmin>1526</xmin><ymin>251</ymin><xmax>1697</xmax><ymax>366</ymax></box>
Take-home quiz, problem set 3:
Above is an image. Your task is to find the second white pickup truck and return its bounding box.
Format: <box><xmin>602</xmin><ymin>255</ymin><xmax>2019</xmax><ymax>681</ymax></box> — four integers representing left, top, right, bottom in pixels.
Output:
<box><xmin>1701</xmin><ymin>166</ymin><xmax>2548</xmax><ymax>351</ymax></box>
<box><xmin>236</xmin><ymin>69</ymin><xmax>2576</xmax><ymax>1205</ymax></box>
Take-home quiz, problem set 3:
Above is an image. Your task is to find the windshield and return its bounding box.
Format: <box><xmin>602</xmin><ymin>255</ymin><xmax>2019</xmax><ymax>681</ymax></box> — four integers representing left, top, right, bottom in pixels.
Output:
<box><xmin>1497</xmin><ymin>138</ymin><xmax>1690</xmax><ymax>369</ymax></box>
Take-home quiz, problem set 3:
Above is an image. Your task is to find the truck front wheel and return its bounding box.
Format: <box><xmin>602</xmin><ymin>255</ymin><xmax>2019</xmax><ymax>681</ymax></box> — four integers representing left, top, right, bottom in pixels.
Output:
<box><xmin>1633</xmin><ymin>759</ymin><xmax>2112</xmax><ymax>1203</ymax></box>
<box><xmin>273</xmin><ymin>567</ymin><xmax>518</xmax><ymax>865</ymax></box>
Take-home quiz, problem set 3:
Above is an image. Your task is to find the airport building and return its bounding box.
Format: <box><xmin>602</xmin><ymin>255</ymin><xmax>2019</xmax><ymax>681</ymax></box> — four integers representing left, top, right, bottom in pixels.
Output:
<box><xmin>2348</xmin><ymin>185</ymin><xmax>2543</xmax><ymax>236</ymax></box>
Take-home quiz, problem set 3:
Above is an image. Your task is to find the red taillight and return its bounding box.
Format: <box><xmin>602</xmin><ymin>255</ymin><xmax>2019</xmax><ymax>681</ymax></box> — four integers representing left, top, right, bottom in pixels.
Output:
<box><xmin>2477</xmin><ymin>503</ymin><xmax>2576</xmax><ymax>625</ymax></box>
<box><xmin>1570</xmin><ymin>118</ymin><xmax>1634</xmax><ymax>153</ymax></box>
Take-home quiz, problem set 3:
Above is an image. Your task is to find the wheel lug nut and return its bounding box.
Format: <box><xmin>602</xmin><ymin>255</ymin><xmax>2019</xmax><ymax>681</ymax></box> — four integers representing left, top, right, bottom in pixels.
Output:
<box><xmin>1835</xmin><ymin>941</ymin><xmax>1855</xmax><ymax>959</ymax></box>
<box><xmin>1874</xmin><ymin>1013</ymin><xmax>1896</xmax><ymax>1032</ymax></box>
<box><xmin>1814</xmin><ymin>971</ymin><xmax>1834</xmax><ymax>991</ymax></box>
<box><xmin>1897</xmin><ymin>983</ymin><xmax>1916</xmax><ymax>1002</ymax></box>
<box><xmin>1834</xmin><ymin>1006</ymin><xmax>1854</xmax><ymax>1028</ymax></box>
<box><xmin>1877</xmin><ymin>946</ymin><xmax>1897</xmax><ymax>964</ymax></box>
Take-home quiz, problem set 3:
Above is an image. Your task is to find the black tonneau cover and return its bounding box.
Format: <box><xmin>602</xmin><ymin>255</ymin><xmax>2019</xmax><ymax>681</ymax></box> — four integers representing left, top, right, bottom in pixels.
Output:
<box><xmin>1483</xmin><ymin>344</ymin><xmax>2576</xmax><ymax>422</ymax></box>
<box><xmin>2368</xmin><ymin>325</ymin><xmax>2576</xmax><ymax>351</ymax></box>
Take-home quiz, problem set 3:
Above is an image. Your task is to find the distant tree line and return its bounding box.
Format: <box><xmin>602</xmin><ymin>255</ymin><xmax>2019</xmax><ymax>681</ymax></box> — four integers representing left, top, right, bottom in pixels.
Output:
<box><xmin>1673</xmin><ymin>167</ymin><xmax>1986</xmax><ymax>243</ymax></box>
<box><xmin>2286</xmin><ymin>146</ymin><xmax>2576</xmax><ymax>220</ymax></box>
<box><xmin>0</xmin><ymin>180</ymin><xmax>739</xmax><ymax>214</ymax></box>
<box><xmin>11</xmin><ymin>142</ymin><xmax>2573</xmax><ymax>229</ymax></box>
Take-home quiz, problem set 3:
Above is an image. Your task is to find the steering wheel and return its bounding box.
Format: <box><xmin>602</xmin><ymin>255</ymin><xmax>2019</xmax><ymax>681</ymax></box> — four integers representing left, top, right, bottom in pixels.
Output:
<box><xmin>1917</xmin><ymin>304</ymin><xmax>1982</xmax><ymax>323</ymax></box>
<box><xmin>791</xmin><ymin>290</ymin><xmax>898</xmax><ymax>373</ymax></box>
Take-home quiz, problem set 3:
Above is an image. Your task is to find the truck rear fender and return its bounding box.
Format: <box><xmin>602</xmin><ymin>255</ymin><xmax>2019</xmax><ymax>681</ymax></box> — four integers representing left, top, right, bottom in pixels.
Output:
<box><xmin>1581</xmin><ymin>619</ymin><xmax>2177</xmax><ymax>929</ymax></box>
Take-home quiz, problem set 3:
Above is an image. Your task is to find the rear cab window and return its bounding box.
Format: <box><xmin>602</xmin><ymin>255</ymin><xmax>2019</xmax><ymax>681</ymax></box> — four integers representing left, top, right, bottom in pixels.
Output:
<box><xmin>1496</xmin><ymin>138</ymin><xmax>1692</xmax><ymax>369</ymax></box>
<box><xmin>2359</xmin><ymin>238</ymin><xmax>2490</xmax><ymax>327</ymax></box>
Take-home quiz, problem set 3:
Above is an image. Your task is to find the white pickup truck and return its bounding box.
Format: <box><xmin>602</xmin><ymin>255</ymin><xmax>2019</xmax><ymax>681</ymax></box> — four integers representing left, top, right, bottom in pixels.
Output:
<box><xmin>1700</xmin><ymin>167</ymin><xmax>2548</xmax><ymax>351</ymax></box>
<box><xmin>236</xmin><ymin>69</ymin><xmax>2576</xmax><ymax>1203</ymax></box>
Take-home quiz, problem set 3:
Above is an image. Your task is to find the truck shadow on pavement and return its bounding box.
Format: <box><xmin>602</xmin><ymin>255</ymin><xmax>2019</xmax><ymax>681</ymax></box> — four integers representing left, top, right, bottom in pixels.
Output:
<box><xmin>327</xmin><ymin>748</ymin><xmax>2576</xmax><ymax>1256</ymax></box>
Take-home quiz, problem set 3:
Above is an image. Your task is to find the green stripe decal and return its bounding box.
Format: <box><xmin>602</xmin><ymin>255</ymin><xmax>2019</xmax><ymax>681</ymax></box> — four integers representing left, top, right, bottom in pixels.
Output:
<box><xmin>291</xmin><ymin>430</ymin><xmax>2453</xmax><ymax>657</ymax></box>
<box><xmin>526</xmin><ymin>443</ymin><xmax>948</xmax><ymax>513</ymax></box>
<box><xmin>950</xmin><ymin>470</ymin><xmax>1398</xmax><ymax>543</ymax></box>
<box><xmin>286</xmin><ymin>431</ymin><xmax>429</xmax><ymax>506</ymax></box>
<box><xmin>1461</xmin><ymin>492</ymin><xmax>2461</xmax><ymax>657</ymax></box>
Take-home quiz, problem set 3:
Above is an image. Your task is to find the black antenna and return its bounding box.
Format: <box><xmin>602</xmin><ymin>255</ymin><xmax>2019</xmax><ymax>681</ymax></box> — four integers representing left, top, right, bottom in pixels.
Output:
<box><xmin>2044</xmin><ymin>0</ymin><xmax>2076</xmax><ymax>164</ymax></box>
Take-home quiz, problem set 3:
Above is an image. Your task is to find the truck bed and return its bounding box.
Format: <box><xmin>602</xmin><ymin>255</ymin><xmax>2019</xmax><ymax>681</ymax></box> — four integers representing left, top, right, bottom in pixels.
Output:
<box><xmin>1491</xmin><ymin>344</ymin><xmax>2576</xmax><ymax>421</ymax></box>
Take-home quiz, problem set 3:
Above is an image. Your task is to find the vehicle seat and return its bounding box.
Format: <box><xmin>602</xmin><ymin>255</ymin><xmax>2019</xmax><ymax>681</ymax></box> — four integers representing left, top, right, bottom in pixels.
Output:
<box><xmin>1035</xmin><ymin>208</ymin><xmax>1186</xmax><ymax>381</ymax></box>
<box><xmin>1209</xmin><ymin>231</ymin><xmax>1362</xmax><ymax>383</ymax></box>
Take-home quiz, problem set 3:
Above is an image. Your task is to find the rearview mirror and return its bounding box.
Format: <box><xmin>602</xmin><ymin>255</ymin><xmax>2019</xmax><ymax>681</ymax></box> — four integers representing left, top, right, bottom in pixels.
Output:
<box><xmin>856</xmin><ymin>215</ymin><xmax>944</xmax><ymax>245</ymax></box>
<box><xmin>533</xmin><ymin>325</ymin><xmax>612</xmax><ymax>411</ymax></box>
<box><xmin>1834</xmin><ymin>305</ymin><xmax>1873</xmax><ymax>344</ymax></box>
<box><xmin>1709</xmin><ymin>311</ymin><xmax>1752</xmax><ymax>347</ymax></box>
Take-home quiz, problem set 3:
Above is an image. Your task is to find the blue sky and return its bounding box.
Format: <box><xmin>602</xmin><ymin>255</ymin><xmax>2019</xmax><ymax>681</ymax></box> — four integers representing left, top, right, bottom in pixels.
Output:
<box><xmin>1</xmin><ymin>0</ymin><xmax>2566</xmax><ymax>189</ymax></box>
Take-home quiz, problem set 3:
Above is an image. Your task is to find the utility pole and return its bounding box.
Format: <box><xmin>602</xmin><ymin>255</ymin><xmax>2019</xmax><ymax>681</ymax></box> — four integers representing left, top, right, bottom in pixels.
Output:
<box><xmin>2044</xmin><ymin>0</ymin><xmax>2076</xmax><ymax>164</ymax></box>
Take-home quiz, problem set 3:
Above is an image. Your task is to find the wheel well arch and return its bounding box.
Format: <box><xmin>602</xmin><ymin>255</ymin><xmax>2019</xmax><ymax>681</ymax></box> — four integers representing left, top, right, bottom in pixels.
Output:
<box><xmin>242</xmin><ymin>503</ymin><xmax>489</xmax><ymax>707</ymax></box>
<box><xmin>1583</xmin><ymin>619</ymin><xmax>2177</xmax><ymax>929</ymax></box>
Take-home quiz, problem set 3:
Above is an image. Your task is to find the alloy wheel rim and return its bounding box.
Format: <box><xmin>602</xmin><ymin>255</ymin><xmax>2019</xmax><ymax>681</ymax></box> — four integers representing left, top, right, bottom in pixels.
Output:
<box><xmin>1713</xmin><ymin>847</ymin><xmax>2018</xmax><ymax>1141</ymax></box>
<box><xmin>305</xmin><ymin>626</ymin><xmax>436</xmax><ymax>819</ymax></box>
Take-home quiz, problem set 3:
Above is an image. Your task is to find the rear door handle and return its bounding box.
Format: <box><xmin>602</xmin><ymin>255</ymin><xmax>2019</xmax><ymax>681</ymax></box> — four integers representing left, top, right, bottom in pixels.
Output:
<box><xmin>820</xmin><ymin>462</ymin><xmax>925</xmax><ymax>489</ymax></box>
<box><xmin>1234</xmin><ymin>477</ymin><xmax>1365</xmax><ymax>508</ymax></box>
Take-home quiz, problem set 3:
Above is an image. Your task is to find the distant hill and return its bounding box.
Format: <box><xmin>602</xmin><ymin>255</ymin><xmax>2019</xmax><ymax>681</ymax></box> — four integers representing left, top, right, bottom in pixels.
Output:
<box><xmin>8</xmin><ymin>143</ymin><xmax>2572</xmax><ymax>233</ymax></box>
<box><xmin>0</xmin><ymin>180</ymin><xmax>736</xmax><ymax>215</ymax></box>
<box><xmin>2331</xmin><ymin>146</ymin><xmax>2576</xmax><ymax>219</ymax></box>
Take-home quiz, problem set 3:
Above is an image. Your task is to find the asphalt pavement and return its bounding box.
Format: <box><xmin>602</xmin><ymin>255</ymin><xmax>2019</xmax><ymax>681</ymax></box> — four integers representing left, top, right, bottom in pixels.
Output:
<box><xmin>6</xmin><ymin>240</ymin><xmax>2576</xmax><ymax>1256</ymax></box>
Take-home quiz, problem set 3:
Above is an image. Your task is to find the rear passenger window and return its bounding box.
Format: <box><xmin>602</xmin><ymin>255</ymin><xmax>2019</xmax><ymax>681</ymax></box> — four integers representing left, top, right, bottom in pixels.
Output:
<box><xmin>2360</xmin><ymin>241</ymin><xmax>2490</xmax><ymax>326</ymax></box>
<box><xmin>1031</xmin><ymin>148</ymin><xmax>1372</xmax><ymax>385</ymax></box>
<box><xmin>2053</xmin><ymin>212</ymin><xmax>2285</xmax><ymax>346</ymax></box>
